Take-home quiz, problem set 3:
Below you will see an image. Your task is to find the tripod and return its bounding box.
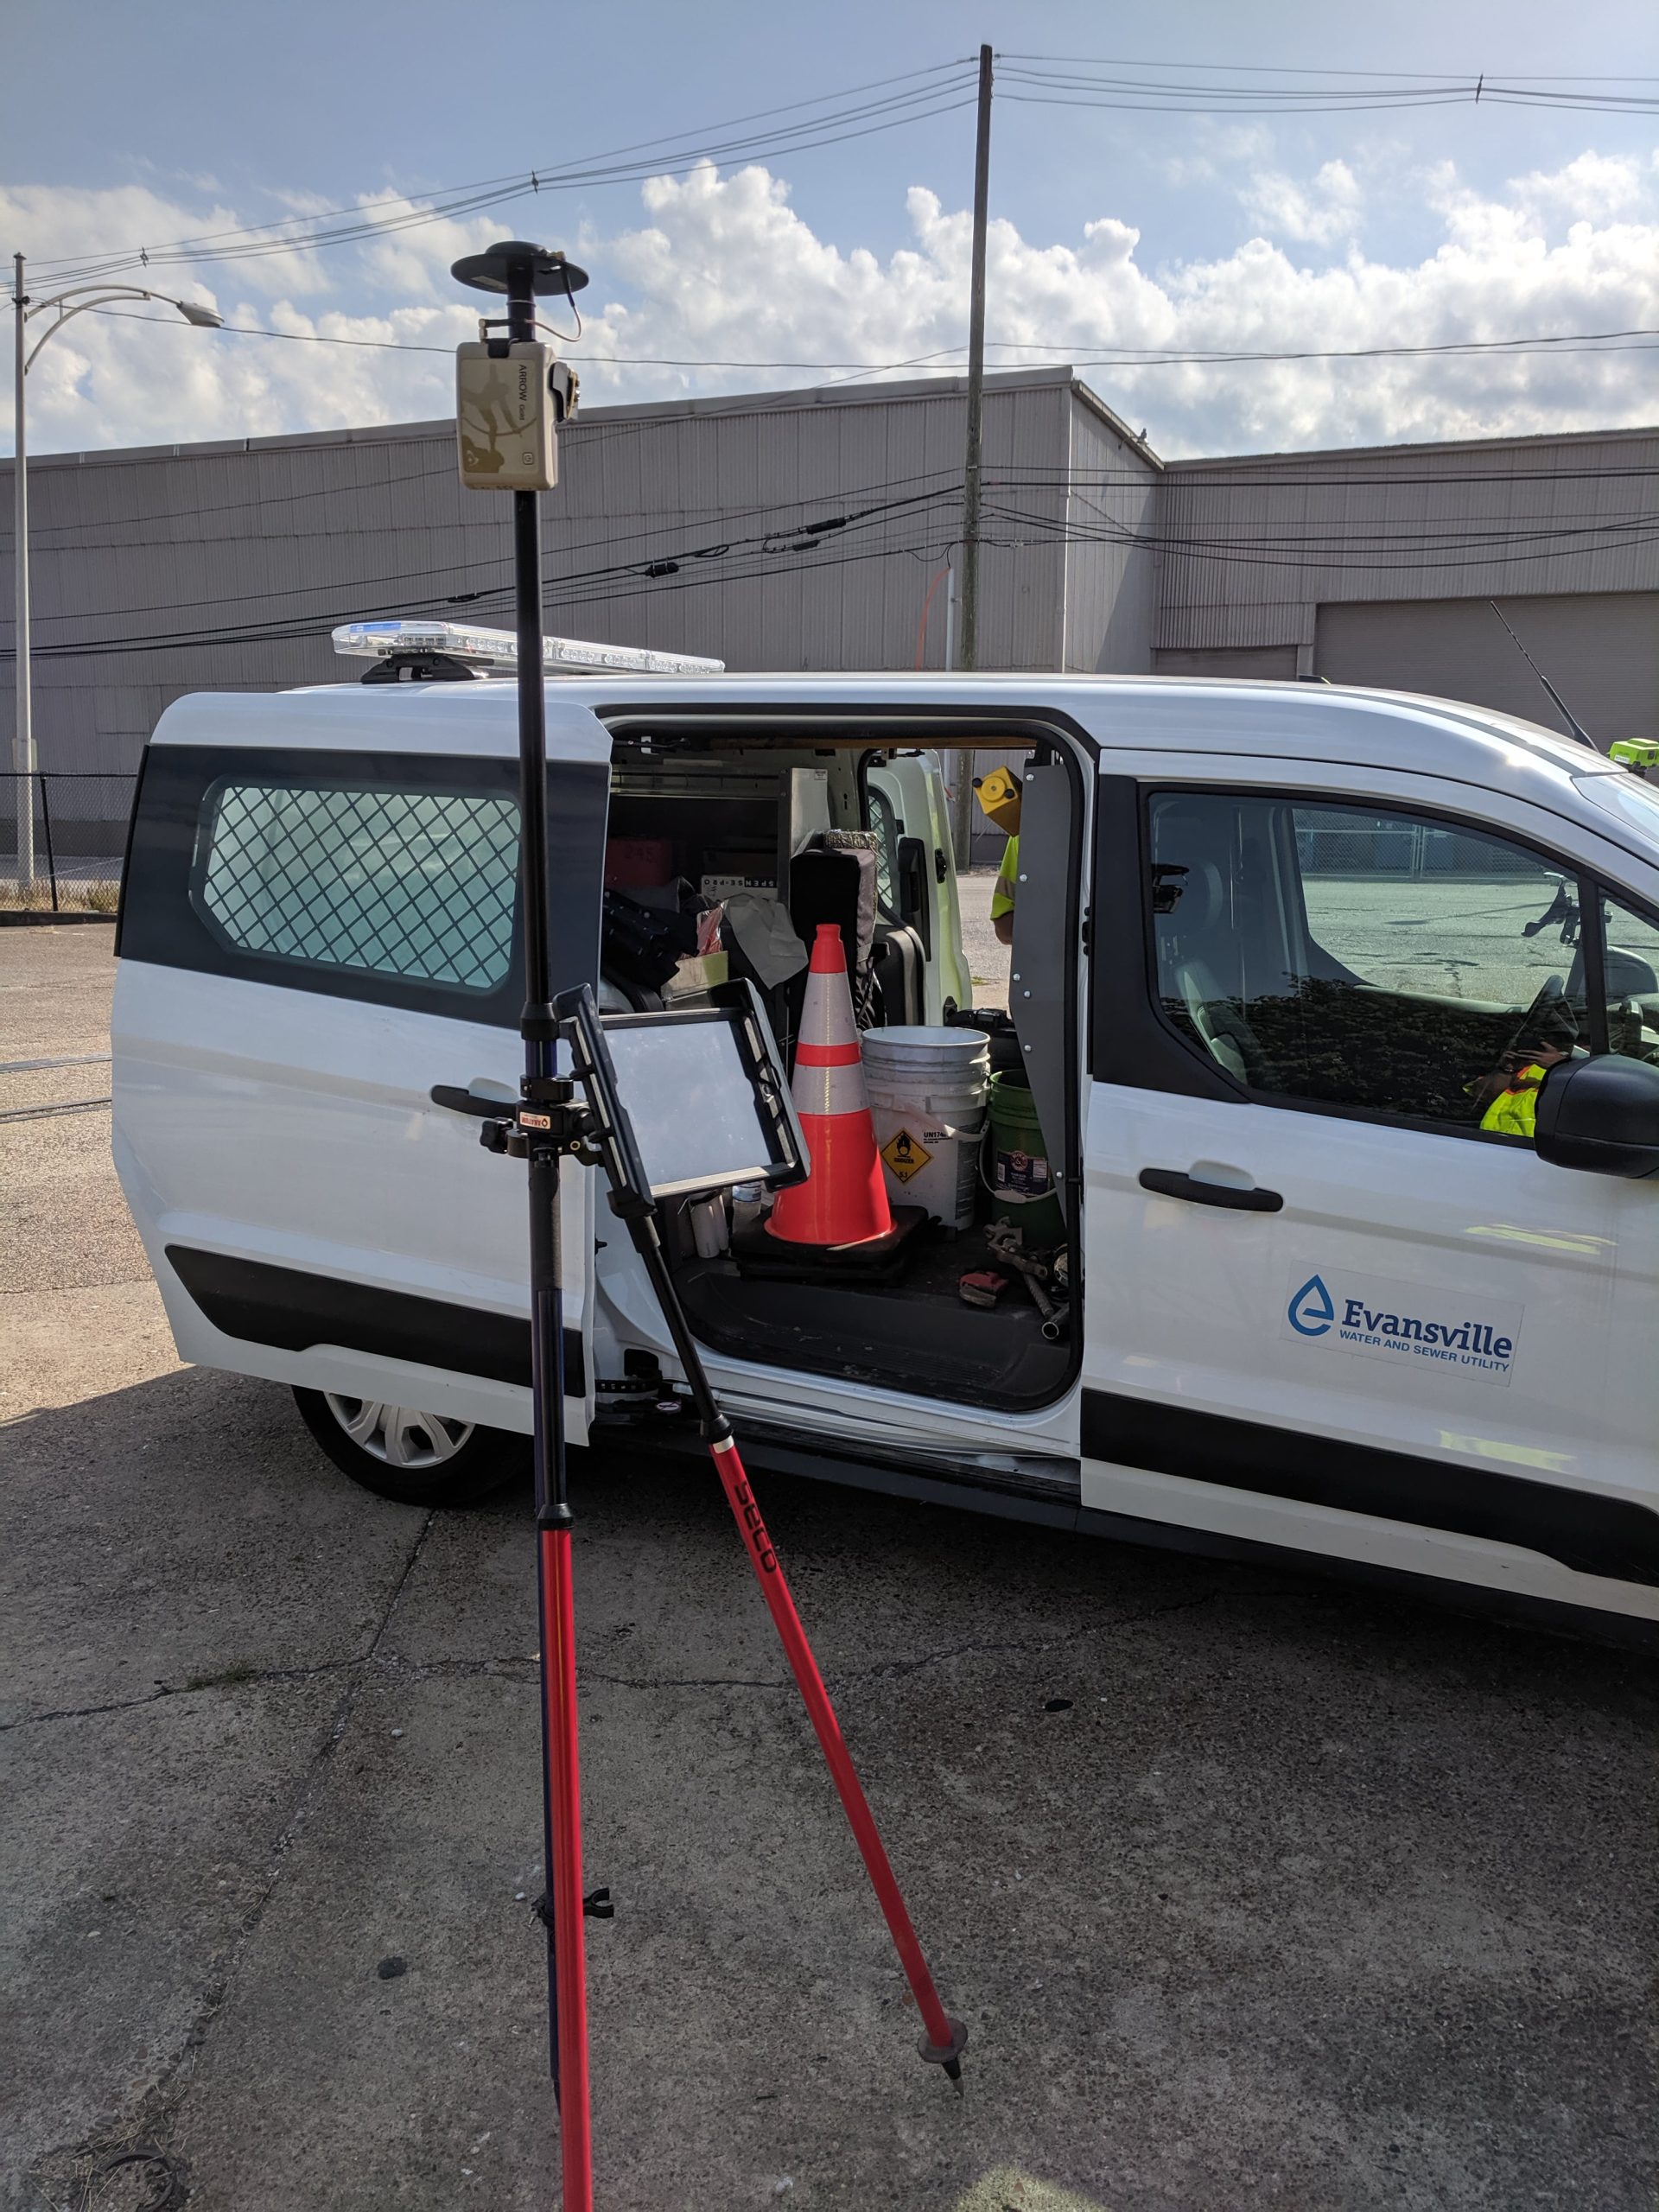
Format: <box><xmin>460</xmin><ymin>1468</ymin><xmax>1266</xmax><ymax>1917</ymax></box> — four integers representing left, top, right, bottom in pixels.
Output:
<box><xmin>558</xmin><ymin>986</ymin><xmax>968</xmax><ymax>2090</ymax></box>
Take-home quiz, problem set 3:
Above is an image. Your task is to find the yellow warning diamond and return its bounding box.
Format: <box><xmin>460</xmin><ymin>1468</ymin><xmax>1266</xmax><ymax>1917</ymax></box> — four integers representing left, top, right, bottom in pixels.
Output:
<box><xmin>880</xmin><ymin>1128</ymin><xmax>933</xmax><ymax>1182</ymax></box>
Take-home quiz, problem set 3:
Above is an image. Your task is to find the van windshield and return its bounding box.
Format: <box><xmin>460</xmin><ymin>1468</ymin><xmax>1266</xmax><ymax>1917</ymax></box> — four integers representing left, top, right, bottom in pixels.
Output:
<box><xmin>1573</xmin><ymin>770</ymin><xmax>1659</xmax><ymax>848</ymax></box>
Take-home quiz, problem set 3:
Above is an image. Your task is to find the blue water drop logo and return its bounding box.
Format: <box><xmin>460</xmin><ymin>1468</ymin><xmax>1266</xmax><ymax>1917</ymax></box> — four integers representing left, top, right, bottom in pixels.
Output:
<box><xmin>1287</xmin><ymin>1274</ymin><xmax>1335</xmax><ymax>1338</ymax></box>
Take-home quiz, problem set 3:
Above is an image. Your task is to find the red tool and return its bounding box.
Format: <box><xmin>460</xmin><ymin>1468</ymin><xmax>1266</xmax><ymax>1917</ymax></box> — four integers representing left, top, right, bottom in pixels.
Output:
<box><xmin>560</xmin><ymin>988</ymin><xmax>967</xmax><ymax>2094</ymax></box>
<box><xmin>640</xmin><ymin>1237</ymin><xmax>968</xmax><ymax>2084</ymax></box>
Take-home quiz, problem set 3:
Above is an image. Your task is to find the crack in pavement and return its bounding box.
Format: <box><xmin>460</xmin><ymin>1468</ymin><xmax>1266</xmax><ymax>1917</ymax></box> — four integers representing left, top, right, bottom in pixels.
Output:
<box><xmin>25</xmin><ymin>1508</ymin><xmax>439</xmax><ymax>2193</ymax></box>
<box><xmin>159</xmin><ymin>1508</ymin><xmax>439</xmax><ymax>2128</ymax></box>
<box><xmin>4</xmin><ymin>1591</ymin><xmax>1230</xmax><ymax>1734</ymax></box>
<box><xmin>390</xmin><ymin>1587</ymin><xmax>1225</xmax><ymax>1694</ymax></box>
<box><xmin>0</xmin><ymin>1659</ymin><xmax>361</xmax><ymax>1733</ymax></box>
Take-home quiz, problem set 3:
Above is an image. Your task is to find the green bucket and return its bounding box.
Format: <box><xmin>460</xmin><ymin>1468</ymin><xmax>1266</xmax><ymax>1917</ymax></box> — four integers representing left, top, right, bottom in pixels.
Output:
<box><xmin>986</xmin><ymin>1070</ymin><xmax>1064</xmax><ymax>1249</ymax></box>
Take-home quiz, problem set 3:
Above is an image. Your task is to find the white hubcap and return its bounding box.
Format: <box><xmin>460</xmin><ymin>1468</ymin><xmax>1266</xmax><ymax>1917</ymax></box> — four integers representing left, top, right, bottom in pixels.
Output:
<box><xmin>323</xmin><ymin>1395</ymin><xmax>474</xmax><ymax>1470</ymax></box>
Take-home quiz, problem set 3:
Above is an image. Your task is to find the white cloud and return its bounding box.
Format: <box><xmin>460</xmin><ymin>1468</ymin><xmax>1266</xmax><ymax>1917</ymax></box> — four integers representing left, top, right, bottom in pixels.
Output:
<box><xmin>5</xmin><ymin>149</ymin><xmax>1659</xmax><ymax>462</ymax></box>
<box><xmin>1238</xmin><ymin>159</ymin><xmax>1363</xmax><ymax>245</ymax></box>
<box><xmin>1510</xmin><ymin>151</ymin><xmax>1647</xmax><ymax>222</ymax></box>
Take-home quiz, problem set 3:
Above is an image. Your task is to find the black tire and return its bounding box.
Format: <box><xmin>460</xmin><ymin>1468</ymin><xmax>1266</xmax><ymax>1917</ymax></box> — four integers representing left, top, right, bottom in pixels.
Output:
<box><xmin>292</xmin><ymin>1387</ymin><xmax>530</xmax><ymax>1508</ymax></box>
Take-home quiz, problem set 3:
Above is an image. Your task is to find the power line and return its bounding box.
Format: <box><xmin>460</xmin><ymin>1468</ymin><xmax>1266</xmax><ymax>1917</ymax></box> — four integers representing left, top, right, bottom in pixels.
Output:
<box><xmin>998</xmin><ymin>52</ymin><xmax>1659</xmax><ymax>80</ymax></box>
<box><xmin>79</xmin><ymin>301</ymin><xmax>1659</xmax><ymax>376</ymax></box>
<box><xmin>14</xmin><ymin>412</ymin><xmax>752</xmax><ymax>544</ymax></box>
<box><xmin>995</xmin><ymin>58</ymin><xmax>1659</xmax><ymax>115</ymax></box>
<box><xmin>16</xmin><ymin>445</ymin><xmax>1659</xmax><ymax>577</ymax></box>
<box><xmin>19</xmin><ymin>456</ymin><xmax>463</xmax><ymax>542</ymax></box>
<box><xmin>19</xmin><ymin>467</ymin><xmax>1659</xmax><ymax>664</ymax></box>
<box><xmin>55</xmin><ymin>60</ymin><xmax>979</xmax><ymax>277</ymax></box>
<box><xmin>981</xmin><ymin>499</ymin><xmax>1659</xmax><ymax>575</ymax></box>
<box><xmin>26</xmin><ymin>48</ymin><xmax>1654</xmax><ymax>292</ymax></box>
<box><xmin>9</xmin><ymin>486</ymin><xmax>968</xmax><ymax>641</ymax></box>
<box><xmin>3</xmin><ymin>520</ymin><xmax>964</xmax><ymax>661</ymax></box>
<box><xmin>30</xmin><ymin>59</ymin><xmax>975</xmax><ymax>283</ymax></box>
<box><xmin>22</xmin><ymin>68</ymin><xmax>978</xmax><ymax>288</ymax></box>
<box><xmin>18</xmin><ymin>462</ymin><xmax>968</xmax><ymax>587</ymax></box>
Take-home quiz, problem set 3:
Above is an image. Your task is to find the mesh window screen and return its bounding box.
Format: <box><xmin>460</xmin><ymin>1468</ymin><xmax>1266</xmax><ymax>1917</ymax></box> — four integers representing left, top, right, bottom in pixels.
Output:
<box><xmin>199</xmin><ymin>781</ymin><xmax>518</xmax><ymax>990</ymax></box>
<box><xmin>867</xmin><ymin>789</ymin><xmax>899</xmax><ymax>917</ymax></box>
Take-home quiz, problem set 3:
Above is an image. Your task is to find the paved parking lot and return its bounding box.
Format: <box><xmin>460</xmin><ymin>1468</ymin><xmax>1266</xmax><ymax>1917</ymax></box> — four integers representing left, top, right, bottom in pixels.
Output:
<box><xmin>3</xmin><ymin>925</ymin><xmax>1656</xmax><ymax>2211</ymax></box>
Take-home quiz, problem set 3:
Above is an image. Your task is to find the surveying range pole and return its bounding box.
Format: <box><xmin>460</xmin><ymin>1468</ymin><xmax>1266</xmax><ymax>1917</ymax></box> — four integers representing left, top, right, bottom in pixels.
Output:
<box><xmin>450</xmin><ymin>238</ymin><xmax>594</xmax><ymax>2212</ymax></box>
<box><xmin>951</xmin><ymin>43</ymin><xmax>994</xmax><ymax>865</ymax></box>
<box><xmin>12</xmin><ymin>253</ymin><xmax>32</xmax><ymax>889</ymax></box>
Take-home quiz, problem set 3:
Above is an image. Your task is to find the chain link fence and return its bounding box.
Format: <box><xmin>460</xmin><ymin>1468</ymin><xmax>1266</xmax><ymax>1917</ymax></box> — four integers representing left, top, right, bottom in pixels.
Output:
<box><xmin>1295</xmin><ymin>806</ymin><xmax>1542</xmax><ymax>880</ymax></box>
<box><xmin>3</xmin><ymin>772</ymin><xmax>137</xmax><ymax>916</ymax></box>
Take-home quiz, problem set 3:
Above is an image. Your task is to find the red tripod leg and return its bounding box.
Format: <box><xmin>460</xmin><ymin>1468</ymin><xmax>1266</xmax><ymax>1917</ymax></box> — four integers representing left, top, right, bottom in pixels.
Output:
<box><xmin>708</xmin><ymin>1433</ymin><xmax>966</xmax><ymax>2079</ymax></box>
<box><xmin>539</xmin><ymin>1522</ymin><xmax>595</xmax><ymax>2208</ymax></box>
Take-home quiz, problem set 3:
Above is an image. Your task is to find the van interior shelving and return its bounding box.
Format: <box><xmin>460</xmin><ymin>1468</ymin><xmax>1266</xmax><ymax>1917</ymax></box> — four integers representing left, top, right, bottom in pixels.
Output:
<box><xmin>597</xmin><ymin>728</ymin><xmax>1078</xmax><ymax>1413</ymax></box>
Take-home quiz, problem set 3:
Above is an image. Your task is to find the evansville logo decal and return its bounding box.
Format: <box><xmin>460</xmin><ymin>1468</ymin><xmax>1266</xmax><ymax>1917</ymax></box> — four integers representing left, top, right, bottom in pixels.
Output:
<box><xmin>1287</xmin><ymin>1274</ymin><xmax>1335</xmax><ymax>1337</ymax></box>
<box><xmin>1285</xmin><ymin>1267</ymin><xmax>1522</xmax><ymax>1387</ymax></box>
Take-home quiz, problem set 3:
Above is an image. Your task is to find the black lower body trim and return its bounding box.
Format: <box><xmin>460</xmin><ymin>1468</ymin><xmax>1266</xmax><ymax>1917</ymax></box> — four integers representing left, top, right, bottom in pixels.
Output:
<box><xmin>593</xmin><ymin>1415</ymin><xmax>1659</xmax><ymax>1650</ymax></box>
<box><xmin>603</xmin><ymin>1411</ymin><xmax>1083</xmax><ymax>1531</ymax></box>
<box><xmin>166</xmin><ymin>1245</ymin><xmax>584</xmax><ymax>1397</ymax></box>
<box><xmin>1081</xmin><ymin>1388</ymin><xmax>1659</xmax><ymax>1589</ymax></box>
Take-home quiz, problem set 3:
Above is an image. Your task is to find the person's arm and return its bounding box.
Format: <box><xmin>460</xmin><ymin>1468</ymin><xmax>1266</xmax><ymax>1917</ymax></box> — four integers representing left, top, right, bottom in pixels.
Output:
<box><xmin>990</xmin><ymin>833</ymin><xmax>1018</xmax><ymax>946</ymax></box>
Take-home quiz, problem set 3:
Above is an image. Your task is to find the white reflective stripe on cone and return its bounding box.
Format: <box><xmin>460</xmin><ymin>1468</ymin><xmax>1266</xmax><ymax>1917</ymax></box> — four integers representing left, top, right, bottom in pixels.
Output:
<box><xmin>798</xmin><ymin>966</ymin><xmax>861</xmax><ymax>1050</ymax></box>
<box><xmin>792</xmin><ymin>1057</ymin><xmax>872</xmax><ymax>1118</ymax></box>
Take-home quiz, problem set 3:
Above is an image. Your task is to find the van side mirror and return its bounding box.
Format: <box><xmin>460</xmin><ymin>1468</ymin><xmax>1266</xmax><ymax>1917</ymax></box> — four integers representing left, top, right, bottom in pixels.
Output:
<box><xmin>1535</xmin><ymin>1052</ymin><xmax>1659</xmax><ymax>1177</ymax></box>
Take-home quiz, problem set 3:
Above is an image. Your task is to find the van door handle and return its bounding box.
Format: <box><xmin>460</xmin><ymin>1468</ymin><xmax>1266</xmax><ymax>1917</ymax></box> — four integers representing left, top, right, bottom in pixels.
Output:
<box><xmin>430</xmin><ymin>1084</ymin><xmax>516</xmax><ymax>1119</ymax></box>
<box><xmin>1139</xmin><ymin>1167</ymin><xmax>1283</xmax><ymax>1213</ymax></box>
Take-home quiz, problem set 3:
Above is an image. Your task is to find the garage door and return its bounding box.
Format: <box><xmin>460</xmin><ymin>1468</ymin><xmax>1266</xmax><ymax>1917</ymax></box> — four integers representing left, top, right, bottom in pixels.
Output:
<box><xmin>1315</xmin><ymin>592</ymin><xmax>1659</xmax><ymax>747</ymax></box>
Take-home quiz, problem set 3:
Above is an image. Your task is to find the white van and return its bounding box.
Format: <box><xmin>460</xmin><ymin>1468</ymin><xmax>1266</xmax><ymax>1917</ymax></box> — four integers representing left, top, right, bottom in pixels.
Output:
<box><xmin>111</xmin><ymin>648</ymin><xmax>1659</xmax><ymax>1642</ymax></box>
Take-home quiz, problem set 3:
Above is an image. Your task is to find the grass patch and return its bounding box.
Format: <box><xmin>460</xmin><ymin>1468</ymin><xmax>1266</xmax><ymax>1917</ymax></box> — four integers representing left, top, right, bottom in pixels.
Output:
<box><xmin>183</xmin><ymin>1660</ymin><xmax>261</xmax><ymax>1692</ymax></box>
<box><xmin>0</xmin><ymin>881</ymin><xmax>122</xmax><ymax>914</ymax></box>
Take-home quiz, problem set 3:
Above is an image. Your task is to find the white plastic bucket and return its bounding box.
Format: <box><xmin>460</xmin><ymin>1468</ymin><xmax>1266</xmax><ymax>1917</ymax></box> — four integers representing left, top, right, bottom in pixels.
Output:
<box><xmin>862</xmin><ymin>1026</ymin><xmax>990</xmax><ymax>1230</ymax></box>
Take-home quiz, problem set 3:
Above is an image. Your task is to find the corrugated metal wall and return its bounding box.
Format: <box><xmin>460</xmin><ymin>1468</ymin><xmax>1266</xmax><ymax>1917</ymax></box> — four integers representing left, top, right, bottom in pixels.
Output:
<box><xmin>8</xmin><ymin>375</ymin><xmax>1657</xmax><ymax>820</ymax></box>
<box><xmin>1316</xmin><ymin>592</ymin><xmax>1659</xmax><ymax>742</ymax></box>
<box><xmin>0</xmin><ymin>369</ymin><xmax>1079</xmax><ymax>790</ymax></box>
<box><xmin>1152</xmin><ymin>426</ymin><xmax>1659</xmax><ymax>665</ymax></box>
<box><xmin>1060</xmin><ymin>390</ymin><xmax>1159</xmax><ymax>673</ymax></box>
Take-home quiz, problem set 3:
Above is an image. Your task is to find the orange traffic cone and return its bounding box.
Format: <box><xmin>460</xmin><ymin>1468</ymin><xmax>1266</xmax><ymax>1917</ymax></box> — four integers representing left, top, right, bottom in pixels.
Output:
<box><xmin>766</xmin><ymin>923</ymin><xmax>894</xmax><ymax>1248</ymax></box>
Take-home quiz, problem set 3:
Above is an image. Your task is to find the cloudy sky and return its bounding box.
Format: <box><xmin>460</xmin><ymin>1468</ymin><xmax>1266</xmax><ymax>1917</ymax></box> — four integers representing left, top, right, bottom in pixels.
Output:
<box><xmin>4</xmin><ymin>0</ymin><xmax>1658</xmax><ymax>460</ymax></box>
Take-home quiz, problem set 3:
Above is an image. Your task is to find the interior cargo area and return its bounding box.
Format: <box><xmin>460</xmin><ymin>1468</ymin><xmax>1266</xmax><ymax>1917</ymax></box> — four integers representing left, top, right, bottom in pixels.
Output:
<box><xmin>595</xmin><ymin>726</ymin><xmax>1077</xmax><ymax>1414</ymax></box>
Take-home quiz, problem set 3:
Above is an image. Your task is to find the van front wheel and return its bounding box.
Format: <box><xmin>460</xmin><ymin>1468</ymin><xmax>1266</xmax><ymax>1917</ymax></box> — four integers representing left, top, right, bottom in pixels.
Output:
<box><xmin>293</xmin><ymin>1388</ymin><xmax>529</xmax><ymax>1508</ymax></box>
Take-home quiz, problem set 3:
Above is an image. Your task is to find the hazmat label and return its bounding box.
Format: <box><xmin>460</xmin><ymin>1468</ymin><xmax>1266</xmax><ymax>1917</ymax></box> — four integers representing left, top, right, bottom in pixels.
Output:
<box><xmin>1286</xmin><ymin>1268</ymin><xmax>1522</xmax><ymax>1387</ymax></box>
<box><xmin>880</xmin><ymin>1128</ymin><xmax>933</xmax><ymax>1183</ymax></box>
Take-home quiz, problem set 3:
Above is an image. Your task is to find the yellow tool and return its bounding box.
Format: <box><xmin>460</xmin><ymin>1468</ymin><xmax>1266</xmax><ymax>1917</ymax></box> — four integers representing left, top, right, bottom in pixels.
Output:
<box><xmin>973</xmin><ymin>764</ymin><xmax>1022</xmax><ymax>836</ymax></box>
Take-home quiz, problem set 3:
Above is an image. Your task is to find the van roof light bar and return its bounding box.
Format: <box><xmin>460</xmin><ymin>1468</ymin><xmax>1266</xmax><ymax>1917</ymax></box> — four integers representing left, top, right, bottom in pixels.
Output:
<box><xmin>332</xmin><ymin>618</ymin><xmax>725</xmax><ymax>678</ymax></box>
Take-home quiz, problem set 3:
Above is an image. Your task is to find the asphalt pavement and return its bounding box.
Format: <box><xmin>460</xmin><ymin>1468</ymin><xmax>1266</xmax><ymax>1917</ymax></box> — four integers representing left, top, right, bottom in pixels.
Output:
<box><xmin>3</xmin><ymin>924</ymin><xmax>1656</xmax><ymax>2211</ymax></box>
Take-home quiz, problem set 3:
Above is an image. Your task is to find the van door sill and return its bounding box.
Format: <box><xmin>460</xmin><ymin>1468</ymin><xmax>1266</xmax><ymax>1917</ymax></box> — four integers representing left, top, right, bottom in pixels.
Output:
<box><xmin>594</xmin><ymin>1405</ymin><xmax>1081</xmax><ymax>1516</ymax></box>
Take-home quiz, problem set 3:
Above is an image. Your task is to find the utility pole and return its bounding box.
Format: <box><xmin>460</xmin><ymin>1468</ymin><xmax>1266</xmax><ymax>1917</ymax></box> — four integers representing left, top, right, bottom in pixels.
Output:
<box><xmin>13</xmin><ymin>251</ymin><xmax>33</xmax><ymax>890</ymax></box>
<box><xmin>951</xmin><ymin>43</ymin><xmax>993</xmax><ymax>866</ymax></box>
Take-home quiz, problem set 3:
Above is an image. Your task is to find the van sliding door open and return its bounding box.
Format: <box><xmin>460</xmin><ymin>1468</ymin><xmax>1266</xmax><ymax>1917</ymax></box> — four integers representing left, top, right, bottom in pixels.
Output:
<box><xmin>589</xmin><ymin>718</ymin><xmax>1087</xmax><ymax>1458</ymax></box>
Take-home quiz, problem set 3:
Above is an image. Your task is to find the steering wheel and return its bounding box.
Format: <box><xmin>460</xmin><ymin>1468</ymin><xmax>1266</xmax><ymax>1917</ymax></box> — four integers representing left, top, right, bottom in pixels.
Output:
<box><xmin>1503</xmin><ymin>974</ymin><xmax>1569</xmax><ymax>1062</ymax></box>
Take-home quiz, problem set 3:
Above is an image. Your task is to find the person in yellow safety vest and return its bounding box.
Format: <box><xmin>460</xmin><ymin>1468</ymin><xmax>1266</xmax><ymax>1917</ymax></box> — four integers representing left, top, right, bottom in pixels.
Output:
<box><xmin>991</xmin><ymin>831</ymin><xmax>1020</xmax><ymax>946</ymax></box>
<box><xmin>1478</xmin><ymin>1043</ymin><xmax>1570</xmax><ymax>1138</ymax></box>
<box><xmin>974</xmin><ymin>765</ymin><xmax>1024</xmax><ymax>947</ymax></box>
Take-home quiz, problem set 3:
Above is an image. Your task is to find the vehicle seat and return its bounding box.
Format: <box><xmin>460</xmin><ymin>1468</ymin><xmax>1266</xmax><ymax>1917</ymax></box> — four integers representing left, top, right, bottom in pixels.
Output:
<box><xmin>1176</xmin><ymin>956</ymin><xmax>1251</xmax><ymax>1084</ymax></box>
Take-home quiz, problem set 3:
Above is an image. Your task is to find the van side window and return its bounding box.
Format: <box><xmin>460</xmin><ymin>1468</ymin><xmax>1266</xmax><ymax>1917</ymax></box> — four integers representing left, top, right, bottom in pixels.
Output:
<box><xmin>866</xmin><ymin>785</ymin><xmax>899</xmax><ymax>919</ymax></box>
<box><xmin>1147</xmin><ymin>791</ymin><xmax>1593</xmax><ymax>1134</ymax></box>
<box><xmin>1599</xmin><ymin>890</ymin><xmax>1659</xmax><ymax>1059</ymax></box>
<box><xmin>195</xmin><ymin>779</ymin><xmax>518</xmax><ymax>992</ymax></box>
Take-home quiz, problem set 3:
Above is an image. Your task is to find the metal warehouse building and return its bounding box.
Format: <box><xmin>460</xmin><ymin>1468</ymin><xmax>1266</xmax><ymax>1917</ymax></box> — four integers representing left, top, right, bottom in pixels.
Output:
<box><xmin>3</xmin><ymin>365</ymin><xmax>1656</xmax><ymax>861</ymax></box>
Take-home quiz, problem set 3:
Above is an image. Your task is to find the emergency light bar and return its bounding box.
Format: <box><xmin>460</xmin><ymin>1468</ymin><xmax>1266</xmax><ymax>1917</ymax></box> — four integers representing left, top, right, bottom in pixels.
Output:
<box><xmin>1611</xmin><ymin>741</ymin><xmax>1659</xmax><ymax>780</ymax></box>
<box><xmin>331</xmin><ymin>618</ymin><xmax>724</xmax><ymax>677</ymax></box>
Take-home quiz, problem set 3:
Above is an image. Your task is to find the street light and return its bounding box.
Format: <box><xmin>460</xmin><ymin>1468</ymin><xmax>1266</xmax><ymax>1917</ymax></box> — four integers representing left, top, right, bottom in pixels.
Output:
<box><xmin>10</xmin><ymin>252</ymin><xmax>222</xmax><ymax>889</ymax></box>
